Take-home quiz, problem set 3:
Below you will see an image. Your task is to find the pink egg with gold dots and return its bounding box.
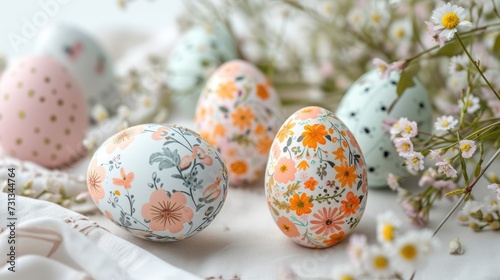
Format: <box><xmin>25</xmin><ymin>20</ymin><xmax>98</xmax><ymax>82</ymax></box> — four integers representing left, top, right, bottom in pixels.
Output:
<box><xmin>0</xmin><ymin>56</ymin><xmax>88</xmax><ymax>168</ymax></box>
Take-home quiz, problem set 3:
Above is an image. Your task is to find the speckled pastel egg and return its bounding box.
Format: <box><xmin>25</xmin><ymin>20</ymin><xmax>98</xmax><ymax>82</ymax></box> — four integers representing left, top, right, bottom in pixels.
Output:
<box><xmin>195</xmin><ymin>60</ymin><xmax>283</xmax><ymax>186</ymax></box>
<box><xmin>0</xmin><ymin>56</ymin><xmax>88</xmax><ymax>168</ymax></box>
<box><xmin>87</xmin><ymin>124</ymin><xmax>228</xmax><ymax>242</ymax></box>
<box><xmin>167</xmin><ymin>23</ymin><xmax>238</xmax><ymax>115</ymax></box>
<box><xmin>35</xmin><ymin>23</ymin><xmax>117</xmax><ymax>110</ymax></box>
<box><xmin>335</xmin><ymin>69</ymin><xmax>433</xmax><ymax>188</ymax></box>
<box><xmin>265</xmin><ymin>106</ymin><xmax>367</xmax><ymax>248</ymax></box>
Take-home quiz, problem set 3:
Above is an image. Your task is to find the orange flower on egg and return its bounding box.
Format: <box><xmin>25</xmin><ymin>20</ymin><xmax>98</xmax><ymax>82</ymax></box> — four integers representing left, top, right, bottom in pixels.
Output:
<box><xmin>301</xmin><ymin>124</ymin><xmax>327</xmax><ymax>149</ymax></box>
<box><xmin>276</xmin><ymin>120</ymin><xmax>295</xmax><ymax>142</ymax></box>
<box><xmin>277</xmin><ymin>216</ymin><xmax>300</xmax><ymax>237</ymax></box>
<box><xmin>304</xmin><ymin>177</ymin><xmax>318</xmax><ymax>191</ymax></box>
<box><xmin>289</xmin><ymin>193</ymin><xmax>313</xmax><ymax>216</ymax></box>
<box><xmin>256</xmin><ymin>83</ymin><xmax>269</xmax><ymax>100</ymax></box>
<box><xmin>216</xmin><ymin>81</ymin><xmax>237</xmax><ymax>99</ymax></box>
<box><xmin>231</xmin><ymin>106</ymin><xmax>255</xmax><ymax>130</ymax></box>
<box><xmin>340</xmin><ymin>192</ymin><xmax>360</xmax><ymax>217</ymax></box>
<box><xmin>334</xmin><ymin>163</ymin><xmax>357</xmax><ymax>188</ymax></box>
<box><xmin>230</xmin><ymin>160</ymin><xmax>248</xmax><ymax>175</ymax></box>
<box><xmin>257</xmin><ymin>135</ymin><xmax>273</xmax><ymax>154</ymax></box>
<box><xmin>323</xmin><ymin>231</ymin><xmax>345</xmax><ymax>246</ymax></box>
<box><xmin>332</xmin><ymin>147</ymin><xmax>346</xmax><ymax>163</ymax></box>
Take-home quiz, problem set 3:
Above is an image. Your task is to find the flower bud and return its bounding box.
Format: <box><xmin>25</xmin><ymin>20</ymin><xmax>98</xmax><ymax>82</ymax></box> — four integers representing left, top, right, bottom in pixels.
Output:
<box><xmin>448</xmin><ymin>238</ymin><xmax>464</xmax><ymax>255</ymax></box>
<box><xmin>471</xmin><ymin>210</ymin><xmax>483</xmax><ymax>220</ymax></box>
<box><xmin>469</xmin><ymin>222</ymin><xmax>482</xmax><ymax>232</ymax></box>
<box><xmin>490</xmin><ymin>221</ymin><xmax>500</xmax><ymax>230</ymax></box>
<box><xmin>484</xmin><ymin>213</ymin><xmax>494</xmax><ymax>222</ymax></box>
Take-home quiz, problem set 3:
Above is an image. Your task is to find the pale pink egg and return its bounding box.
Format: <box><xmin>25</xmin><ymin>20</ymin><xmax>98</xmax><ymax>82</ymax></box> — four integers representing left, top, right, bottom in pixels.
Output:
<box><xmin>0</xmin><ymin>56</ymin><xmax>89</xmax><ymax>168</ymax></box>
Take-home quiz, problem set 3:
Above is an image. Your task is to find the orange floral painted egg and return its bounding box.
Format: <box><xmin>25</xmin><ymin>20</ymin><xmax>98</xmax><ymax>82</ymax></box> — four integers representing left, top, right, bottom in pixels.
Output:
<box><xmin>195</xmin><ymin>60</ymin><xmax>282</xmax><ymax>186</ymax></box>
<box><xmin>87</xmin><ymin>124</ymin><xmax>228</xmax><ymax>242</ymax></box>
<box><xmin>265</xmin><ymin>106</ymin><xmax>368</xmax><ymax>248</ymax></box>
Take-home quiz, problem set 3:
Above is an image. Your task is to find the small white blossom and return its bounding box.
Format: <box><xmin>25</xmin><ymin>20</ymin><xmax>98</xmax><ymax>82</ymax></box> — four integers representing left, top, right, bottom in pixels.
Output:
<box><xmin>347</xmin><ymin>8</ymin><xmax>366</xmax><ymax>29</ymax></box>
<box><xmin>436</xmin><ymin>160</ymin><xmax>458</xmax><ymax>178</ymax></box>
<box><xmin>459</xmin><ymin>139</ymin><xmax>476</xmax><ymax>158</ymax></box>
<box><xmin>462</xmin><ymin>200</ymin><xmax>485</xmax><ymax>216</ymax></box>
<box><xmin>91</xmin><ymin>104</ymin><xmax>109</xmax><ymax>123</ymax></box>
<box><xmin>373</xmin><ymin>57</ymin><xmax>391</xmax><ymax>79</ymax></box>
<box><xmin>377</xmin><ymin>211</ymin><xmax>402</xmax><ymax>244</ymax></box>
<box><xmin>487</xmin><ymin>183</ymin><xmax>500</xmax><ymax>200</ymax></box>
<box><xmin>449</xmin><ymin>54</ymin><xmax>469</xmax><ymax>75</ymax></box>
<box><xmin>405</xmin><ymin>152</ymin><xmax>425</xmax><ymax>172</ymax></box>
<box><xmin>483</xmin><ymin>194</ymin><xmax>500</xmax><ymax>212</ymax></box>
<box><xmin>429</xmin><ymin>150</ymin><xmax>443</xmax><ymax>161</ymax></box>
<box><xmin>347</xmin><ymin>234</ymin><xmax>368</xmax><ymax>266</ymax></box>
<box><xmin>401</xmin><ymin>119</ymin><xmax>418</xmax><ymax>138</ymax></box>
<box><xmin>361</xmin><ymin>245</ymin><xmax>394</xmax><ymax>278</ymax></box>
<box><xmin>394</xmin><ymin>137</ymin><xmax>414</xmax><ymax>157</ymax></box>
<box><xmin>459</xmin><ymin>94</ymin><xmax>481</xmax><ymax>114</ymax></box>
<box><xmin>431</xmin><ymin>3</ymin><xmax>473</xmax><ymax>40</ymax></box>
<box><xmin>448</xmin><ymin>238</ymin><xmax>464</xmax><ymax>255</ymax></box>
<box><xmin>390</xmin><ymin>117</ymin><xmax>412</xmax><ymax>139</ymax></box>
<box><xmin>392</xmin><ymin>230</ymin><xmax>437</xmax><ymax>274</ymax></box>
<box><xmin>434</xmin><ymin>115</ymin><xmax>458</xmax><ymax>131</ymax></box>
<box><xmin>331</xmin><ymin>263</ymin><xmax>359</xmax><ymax>280</ymax></box>
<box><xmin>447</xmin><ymin>74</ymin><xmax>468</xmax><ymax>93</ymax></box>
<box><xmin>387</xmin><ymin>173</ymin><xmax>400</xmax><ymax>191</ymax></box>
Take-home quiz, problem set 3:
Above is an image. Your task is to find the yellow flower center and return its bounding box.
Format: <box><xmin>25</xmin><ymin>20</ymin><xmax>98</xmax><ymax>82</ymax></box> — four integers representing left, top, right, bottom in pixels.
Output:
<box><xmin>378</xmin><ymin>64</ymin><xmax>387</xmax><ymax>73</ymax></box>
<box><xmin>279</xmin><ymin>164</ymin><xmax>288</xmax><ymax>173</ymax></box>
<box><xmin>404</xmin><ymin>125</ymin><xmax>413</xmax><ymax>133</ymax></box>
<box><xmin>442</xmin><ymin>12</ymin><xmax>460</xmax><ymax>30</ymax></box>
<box><xmin>441</xmin><ymin>120</ymin><xmax>449</xmax><ymax>127</ymax></box>
<box><xmin>340</xmin><ymin>276</ymin><xmax>354</xmax><ymax>280</ymax></box>
<box><xmin>412</xmin><ymin>157</ymin><xmax>420</xmax><ymax>165</ymax></box>
<box><xmin>373</xmin><ymin>256</ymin><xmax>388</xmax><ymax>269</ymax></box>
<box><xmin>402</xmin><ymin>143</ymin><xmax>410</xmax><ymax>151</ymax></box>
<box><xmin>461</xmin><ymin>143</ymin><xmax>471</xmax><ymax>152</ymax></box>
<box><xmin>395</xmin><ymin>28</ymin><xmax>405</xmax><ymax>39</ymax></box>
<box><xmin>114</xmin><ymin>190</ymin><xmax>121</xmax><ymax>196</ymax></box>
<box><xmin>372</xmin><ymin>13</ymin><xmax>381</xmax><ymax>23</ymax></box>
<box><xmin>400</xmin><ymin>244</ymin><xmax>417</xmax><ymax>260</ymax></box>
<box><xmin>382</xmin><ymin>224</ymin><xmax>395</xmax><ymax>242</ymax></box>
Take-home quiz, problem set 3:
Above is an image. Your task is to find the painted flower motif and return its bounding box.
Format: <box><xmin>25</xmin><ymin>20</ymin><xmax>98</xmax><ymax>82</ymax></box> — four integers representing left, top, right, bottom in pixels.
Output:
<box><xmin>340</xmin><ymin>191</ymin><xmax>360</xmax><ymax>217</ymax></box>
<box><xmin>277</xmin><ymin>216</ymin><xmax>300</xmax><ymax>238</ymax></box>
<box><xmin>106</xmin><ymin>125</ymin><xmax>144</xmax><ymax>154</ymax></box>
<box><xmin>203</xmin><ymin>177</ymin><xmax>222</xmax><ymax>204</ymax></box>
<box><xmin>216</xmin><ymin>81</ymin><xmax>237</xmax><ymax>99</ymax></box>
<box><xmin>304</xmin><ymin>177</ymin><xmax>318</xmax><ymax>191</ymax></box>
<box><xmin>332</xmin><ymin>147</ymin><xmax>347</xmax><ymax>163</ymax></box>
<box><xmin>289</xmin><ymin>193</ymin><xmax>313</xmax><ymax>216</ymax></box>
<box><xmin>231</xmin><ymin>106</ymin><xmax>255</xmax><ymax>130</ymax></box>
<box><xmin>276</xmin><ymin>120</ymin><xmax>295</xmax><ymax>142</ymax></box>
<box><xmin>431</xmin><ymin>3</ymin><xmax>472</xmax><ymax>41</ymax></box>
<box><xmin>323</xmin><ymin>231</ymin><xmax>345</xmax><ymax>246</ymax></box>
<box><xmin>230</xmin><ymin>160</ymin><xmax>248</xmax><ymax>175</ymax></box>
<box><xmin>193</xmin><ymin>146</ymin><xmax>213</xmax><ymax>166</ymax></box>
<box><xmin>434</xmin><ymin>115</ymin><xmax>458</xmax><ymax>131</ymax></box>
<box><xmin>297</xmin><ymin>160</ymin><xmax>309</xmax><ymax>171</ymax></box>
<box><xmin>180</xmin><ymin>155</ymin><xmax>192</xmax><ymax>170</ymax></box>
<box><xmin>213</xmin><ymin>123</ymin><xmax>226</xmax><ymax>138</ymax></box>
<box><xmin>274</xmin><ymin>157</ymin><xmax>297</xmax><ymax>184</ymax></box>
<box><xmin>295</xmin><ymin>107</ymin><xmax>323</xmax><ymax>121</ymax></box>
<box><xmin>141</xmin><ymin>190</ymin><xmax>193</xmax><ymax>233</ymax></box>
<box><xmin>310</xmin><ymin>207</ymin><xmax>344</xmax><ymax>235</ymax></box>
<box><xmin>151</xmin><ymin>127</ymin><xmax>170</xmax><ymax>141</ymax></box>
<box><xmin>301</xmin><ymin>124</ymin><xmax>328</xmax><ymax>149</ymax></box>
<box><xmin>112</xmin><ymin>167</ymin><xmax>135</xmax><ymax>189</ymax></box>
<box><xmin>334</xmin><ymin>163</ymin><xmax>358</xmax><ymax>188</ymax></box>
<box><xmin>316</xmin><ymin>164</ymin><xmax>327</xmax><ymax>180</ymax></box>
<box><xmin>87</xmin><ymin>159</ymin><xmax>105</xmax><ymax>203</ymax></box>
<box><xmin>257</xmin><ymin>135</ymin><xmax>273</xmax><ymax>154</ymax></box>
<box><xmin>256</xmin><ymin>83</ymin><xmax>269</xmax><ymax>100</ymax></box>
<box><xmin>459</xmin><ymin>139</ymin><xmax>476</xmax><ymax>159</ymax></box>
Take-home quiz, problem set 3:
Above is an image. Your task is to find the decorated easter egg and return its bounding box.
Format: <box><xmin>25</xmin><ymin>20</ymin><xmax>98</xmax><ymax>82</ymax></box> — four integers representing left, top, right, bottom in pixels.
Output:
<box><xmin>167</xmin><ymin>23</ymin><xmax>238</xmax><ymax>115</ymax></box>
<box><xmin>195</xmin><ymin>60</ymin><xmax>283</xmax><ymax>186</ymax></box>
<box><xmin>335</xmin><ymin>69</ymin><xmax>432</xmax><ymax>188</ymax></box>
<box><xmin>0</xmin><ymin>56</ymin><xmax>88</xmax><ymax>168</ymax></box>
<box><xmin>265</xmin><ymin>106</ymin><xmax>367</xmax><ymax>248</ymax></box>
<box><xmin>35</xmin><ymin>23</ymin><xmax>117</xmax><ymax>111</ymax></box>
<box><xmin>87</xmin><ymin>124</ymin><xmax>228</xmax><ymax>241</ymax></box>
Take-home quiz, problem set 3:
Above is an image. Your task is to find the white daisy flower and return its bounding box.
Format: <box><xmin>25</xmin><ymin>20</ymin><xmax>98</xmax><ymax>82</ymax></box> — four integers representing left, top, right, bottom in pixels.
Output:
<box><xmin>91</xmin><ymin>104</ymin><xmax>109</xmax><ymax>123</ymax></box>
<box><xmin>401</xmin><ymin>119</ymin><xmax>418</xmax><ymax>138</ymax></box>
<box><xmin>462</xmin><ymin>200</ymin><xmax>485</xmax><ymax>216</ymax></box>
<box><xmin>447</xmin><ymin>74</ymin><xmax>468</xmax><ymax>93</ymax></box>
<box><xmin>483</xmin><ymin>194</ymin><xmax>500</xmax><ymax>212</ymax></box>
<box><xmin>487</xmin><ymin>183</ymin><xmax>500</xmax><ymax>200</ymax></box>
<box><xmin>390</xmin><ymin>117</ymin><xmax>412</xmax><ymax>139</ymax></box>
<box><xmin>459</xmin><ymin>94</ymin><xmax>481</xmax><ymax>114</ymax></box>
<box><xmin>373</xmin><ymin>57</ymin><xmax>391</xmax><ymax>79</ymax></box>
<box><xmin>431</xmin><ymin>3</ymin><xmax>473</xmax><ymax>40</ymax></box>
<box><xmin>347</xmin><ymin>234</ymin><xmax>368</xmax><ymax>266</ymax></box>
<box><xmin>361</xmin><ymin>245</ymin><xmax>394</xmax><ymax>278</ymax></box>
<box><xmin>390</xmin><ymin>19</ymin><xmax>412</xmax><ymax>41</ymax></box>
<box><xmin>405</xmin><ymin>152</ymin><xmax>425</xmax><ymax>172</ymax></box>
<box><xmin>368</xmin><ymin>8</ymin><xmax>390</xmax><ymax>30</ymax></box>
<box><xmin>377</xmin><ymin>211</ymin><xmax>402</xmax><ymax>244</ymax></box>
<box><xmin>434</xmin><ymin>115</ymin><xmax>458</xmax><ymax>131</ymax></box>
<box><xmin>435</xmin><ymin>160</ymin><xmax>458</xmax><ymax>178</ymax></box>
<box><xmin>449</xmin><ymin>54</ymin><xmax>469</xmax><ymax>75</ymax></box>
<box><xmin>392</xmin><ymin>230</ymin><xmax>436</xmax><ymax>274</ymax></box>
<box><xmin>331</xmin><ymin>263</ymin><xmax>359</xmax><ymax>280</ymax></box>
<box><xmin>459</xmin><ymin>139</ymin><xmax>477</xmax><ymax>158</ymax></box>
<box><xmin>429</xmin><ymin>150</ymin><xmax>443</xmax><ymax>161</ymax></box>
<box><xmin>387</xmin><ymin>173</ymin><xmax>400</xmax><ymax>191</ymax></box>
<box><xmin>394</xmin><ymin>137</ymin><xmax>414</xmax><ymax>157</ymax></box>
<box><xmin>347</xmin><ymin>8</ymin><xmax>365</xmax><ymax>29</ymax></box>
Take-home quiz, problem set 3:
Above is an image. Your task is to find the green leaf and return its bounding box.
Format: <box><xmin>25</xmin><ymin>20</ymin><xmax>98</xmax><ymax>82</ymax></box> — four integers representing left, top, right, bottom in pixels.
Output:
<box><xmin>445</xmin><ymin>188</ymin><xmax>465</xmax><ymax>197</ymax></box>
<box><xmin>396</xmin><ymin>63</ymin><xmax>420</xmax><ymax>96</ymax></box>
<box><xmin>435</xmin><ymin>35</ymin><xmax>471</xmax><ymax>57</ymax></box>
<box><xmin>474</xmin><ymin>143</ymin><xmax>484</xmax><ymax>179</ymax></box>
<box><xmin>493</xmin><ymin>35</ymin><xmax>500</xmax><ymax>52</ymax></box>
<box><xmin>460</xmin><ymin>156</ymin><xmax>470</xmax><ymax>186</ymax></box>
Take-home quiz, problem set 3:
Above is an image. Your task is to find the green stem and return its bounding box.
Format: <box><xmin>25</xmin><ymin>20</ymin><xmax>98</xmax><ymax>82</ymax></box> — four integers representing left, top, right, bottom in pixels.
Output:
<box><xmin>455</xmin><ymin>33</ymin><xmax>500</xmax><ymax>100</ymax></box>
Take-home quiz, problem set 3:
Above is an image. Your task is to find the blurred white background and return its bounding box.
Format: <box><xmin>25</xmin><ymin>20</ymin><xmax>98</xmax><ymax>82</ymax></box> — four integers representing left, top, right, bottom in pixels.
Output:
<box><xmin>0</xmin><ymin>0</ymin><xmax>184</xmax><ymax>58</ymax></box>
